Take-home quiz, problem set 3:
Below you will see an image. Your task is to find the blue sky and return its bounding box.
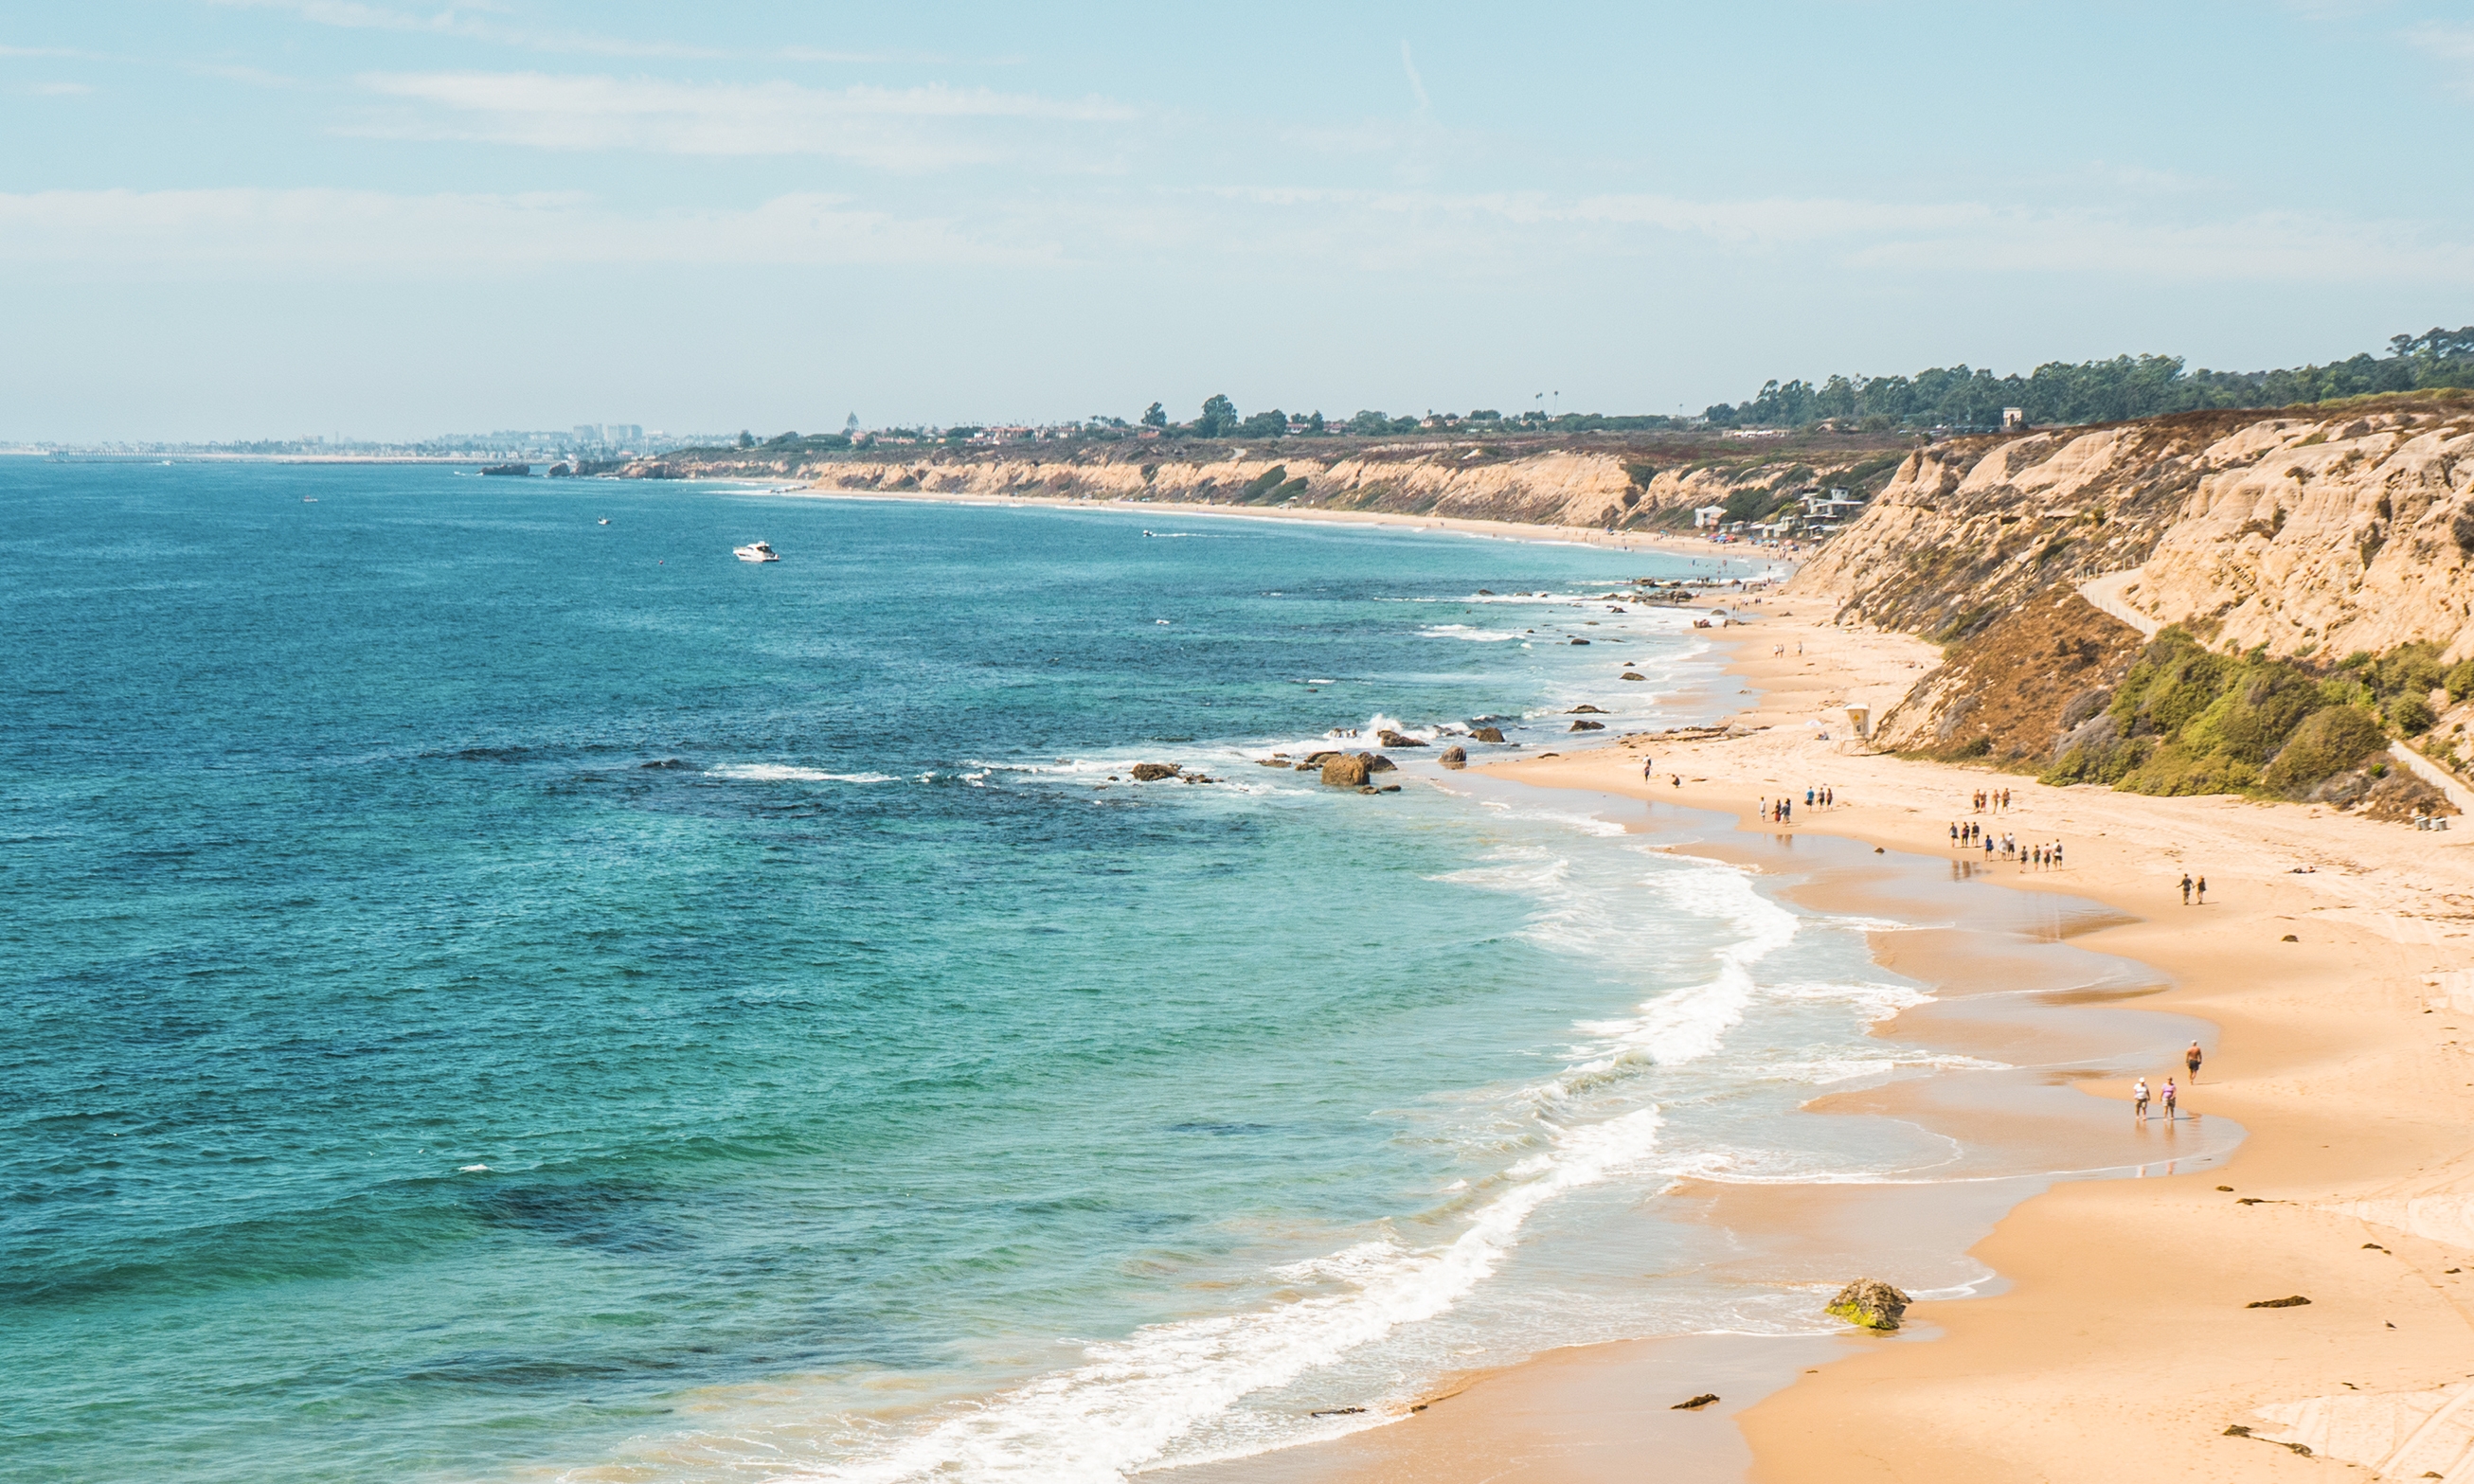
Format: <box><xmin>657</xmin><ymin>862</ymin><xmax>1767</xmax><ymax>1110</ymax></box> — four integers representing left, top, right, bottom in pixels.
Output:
<box><xmin>5</xmin><ymin>1</ymin><xmax>2471</xmax><ymax>440</ymax></box>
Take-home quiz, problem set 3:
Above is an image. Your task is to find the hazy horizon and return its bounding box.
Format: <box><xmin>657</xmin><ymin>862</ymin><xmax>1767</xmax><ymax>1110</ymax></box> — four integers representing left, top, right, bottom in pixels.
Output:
<box><xmin>7</xmin><ymin>1</ymin><xmax>2472</xmax><ymax>441</ymax></box>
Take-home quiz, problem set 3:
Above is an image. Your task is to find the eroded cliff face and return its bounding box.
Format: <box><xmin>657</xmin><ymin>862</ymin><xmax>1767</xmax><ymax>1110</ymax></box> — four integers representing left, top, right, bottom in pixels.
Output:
<box><xmin>632</xmin><ymin>444</ymin><xmax>1901</xmax><ymax>533</ymax></box>
<box><xmin>1795</xmin><ymin>400</ymin><xmax>2474</xmax><ymax>661</ymax></box>
<box><xmin>2126</xmin><ymin>416</ymin><xmax>2474</xmax><ymax>661</ymax></box>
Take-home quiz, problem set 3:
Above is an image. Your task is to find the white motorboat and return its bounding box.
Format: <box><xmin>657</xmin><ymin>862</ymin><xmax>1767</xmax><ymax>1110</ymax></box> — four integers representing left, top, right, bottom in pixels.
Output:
<box><xmin>597</xmin><ymin>518</ymin><xmax>609</xmax><ymax>526</ymax></box>
<box><xmin>734</xmin><ymin>541</ymin><xmax>780</xmax><ymax>563</ymax></box>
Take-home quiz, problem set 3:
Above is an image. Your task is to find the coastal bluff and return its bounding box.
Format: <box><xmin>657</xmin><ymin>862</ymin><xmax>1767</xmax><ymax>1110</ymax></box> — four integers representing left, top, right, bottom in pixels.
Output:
<box><xmin>1786</xmin><ymin>393</ymin><xmax>2474</xmax><ymax>801</ymax></box>
<box><xmin>622</xmin><ymin>437</ymin><xmax>1911</xmax><ymax>534</ymax></box>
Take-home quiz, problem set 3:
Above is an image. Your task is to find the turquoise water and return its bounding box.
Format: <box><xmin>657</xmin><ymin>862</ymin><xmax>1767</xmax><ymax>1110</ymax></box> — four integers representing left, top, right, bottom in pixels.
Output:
<box><xmin>6</xmin><ymin>465</ymin><xmax>2090</xmax><ymax>1483</ymax></box>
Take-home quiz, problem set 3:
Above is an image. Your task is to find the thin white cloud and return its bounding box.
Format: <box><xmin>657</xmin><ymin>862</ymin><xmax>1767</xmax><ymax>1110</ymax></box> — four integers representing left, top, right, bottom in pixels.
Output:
<box><xmin>2411</xmin><ymin>21</ymin><xmax>2474</xmax><ymax>92</ymax></box>
<box><xmin>2</xmin><ymin>182</ymin><xmax>2463</xmax><ymax>290</ymax></box>
<box><xmin>207</xmin><ymin>0</ymin><xmax>726</xmax><ymax>59</ymax></box>
<box><xmin>350</xmin><ymin>71</ymin><xmax>1138</xmax><ymax>170</ymax></box>
<box><xmin>27</xmin><ymin>80</ymin><xmax>92</xmax><ymax>95</ymax></box>
<box><xmin>0</xmin><ymin>188</ymin><xmax>1052</xmax><ymax>272</ymax></box>
<box><xmin>1179</xmin><ymin>186</ymin><xmax>2474</xmax><ymax>283</ymax></box>
<box><xmin>1398</xmin><ymin>42</ymin><xmax>1429</xmax><ymax>115</ymax></box>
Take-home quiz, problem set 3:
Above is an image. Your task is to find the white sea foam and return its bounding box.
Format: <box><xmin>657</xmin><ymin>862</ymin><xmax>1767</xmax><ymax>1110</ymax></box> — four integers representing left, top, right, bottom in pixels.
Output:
<box><xmin>1764</xmin><ymin>976</ymin><xmax>1932</xmax><ymax>1022</ymax></box>
<box><xmin>708</xmin><ymin>764</ymin><xmax>897</xmax><ymax>784</ymax></box>
<box><xmin>798</xmin><ymin>1106</ymin><xmax>1667</xmax><ymax>1484</ymax></box>
<box><xmin>787</xmin><ymin>834</ymin><xmax>1821</xmax><ymax>1483</ymax></box>
<box><xmin>1417</xmin><ymin>623</ymin><xmax>1524</xmax><ymax>642</ymax></box>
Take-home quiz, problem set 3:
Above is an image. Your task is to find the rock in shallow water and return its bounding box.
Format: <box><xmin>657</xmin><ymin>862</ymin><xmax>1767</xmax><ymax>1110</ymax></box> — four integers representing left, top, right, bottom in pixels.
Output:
<box><xmin>1438</xmin><ymin>745</ymin><xmax>1466</xmax><ymax>770</ymax></box>
<box><xmin>1469</xmin><ymin>725</ymin><xmax>1506</xmax><ymax>742</ymax></box>
<box><xmin>1129</xmin><ymin>762</ymin><xmax>1179</xmax><ymax>781</ymax></box>
<box><xmin>1826</xmin><ymin>1278</ymin><xmax>1911</xmax><ymax>1331</ymax></box>
<box><xmin>1319</xmin><ymin>753</ymin><xmax>1371</xmax><ymax>787</ymax></box>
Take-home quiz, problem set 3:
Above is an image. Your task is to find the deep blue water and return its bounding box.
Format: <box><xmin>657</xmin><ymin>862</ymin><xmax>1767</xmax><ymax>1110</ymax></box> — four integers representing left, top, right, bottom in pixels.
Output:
<box><xmin>5</xmin><ymin>463</ymin><xmax>1956</xmax><ymax>1483</ymax></box>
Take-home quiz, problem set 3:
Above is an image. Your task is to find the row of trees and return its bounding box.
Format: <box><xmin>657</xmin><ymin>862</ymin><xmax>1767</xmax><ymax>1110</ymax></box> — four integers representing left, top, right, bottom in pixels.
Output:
<box><xmin>1138</xmin><ymin>399</ymin><xmax>1680</xmax><ymax>439</ymax></box>
<box><xmin>1703</xmin><ymin>327</ymin><xmax>2474</xmax><ymax>431</ymax></box>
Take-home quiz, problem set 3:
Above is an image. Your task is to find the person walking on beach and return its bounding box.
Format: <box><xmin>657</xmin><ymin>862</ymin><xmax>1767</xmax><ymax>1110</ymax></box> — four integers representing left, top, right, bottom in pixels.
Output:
<box><xmin>2185</xmin><ymin>1040</ymin><xmax>2203</xmax><ymax>1082</ymax></box>
<box><xmin>1643</xmin><ymin>757</ymin><xmax>1654</xmax><ymax>782</ymax></box>
<box><xmin>2180</xmin><ymin>873</ymin><xmax>2193</xmax><ymax>905</ymax></box>
<box><xmin>2196</xmin><ymin>876</ymin><xmax>2207</xmax><ymax>904</ymax></box>
<box><xmin>2133</xmin><ymin>1077</ymin><xmax>2151</xmax><ymax>1120</ymax></box>
<box><xmin>2162</xmin><ymin>1078</ymin><xmax>2178</xmax><ymax>1120</ymax></box>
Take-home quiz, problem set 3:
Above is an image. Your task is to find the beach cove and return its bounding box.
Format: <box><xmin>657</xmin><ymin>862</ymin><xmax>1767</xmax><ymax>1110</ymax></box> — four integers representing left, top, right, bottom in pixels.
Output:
<box><xmin>1224</xmin><ymin>598</ymin><xmax>2474</xmax><ymax>1483</ymax></box>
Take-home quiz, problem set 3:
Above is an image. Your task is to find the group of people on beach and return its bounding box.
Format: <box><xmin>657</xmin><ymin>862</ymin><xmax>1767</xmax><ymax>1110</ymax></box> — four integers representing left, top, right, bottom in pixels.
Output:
<box><xmin>1948</xmin><ymin>820</ymin><xmax>2063</xmax><ymax>869</ymax></box>
<box><xmin>2178</xmin><ymin>873</ymin><xmax>2208</xmax><ymax>904</ymax></box>
<box><xmin>2132</xmin><ymin>1041</ymin><xmax>2207</xmax><ymax>1121</ymax></box>
<box><xmin>1972</xmin><ymin>787</ymin><xmax>2012</xmax><ymax>813</ymax></box>
<box><xmin>1755</xmin><ymin>786</ymin><xmax>1836</xmax><ymax>825</ymax></box>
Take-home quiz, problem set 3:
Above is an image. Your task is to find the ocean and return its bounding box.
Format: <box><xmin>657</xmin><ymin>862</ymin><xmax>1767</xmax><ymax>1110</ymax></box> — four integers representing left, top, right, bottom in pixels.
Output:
<box><xmin>1</xmin><ymin>464</ymin><xmax>2229</xmax><ymax>1484</ymax></box>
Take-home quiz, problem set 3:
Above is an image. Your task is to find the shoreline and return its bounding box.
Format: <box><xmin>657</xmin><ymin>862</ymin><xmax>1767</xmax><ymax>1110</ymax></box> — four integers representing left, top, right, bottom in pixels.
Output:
<box><xmin>745</xmin><ymin>481</ymin><xmax>1775</xmax><ymax>565</ymax></box>
<box><xmin>1201</xmin><ymin>602</ymin><xmax>2474</xmax><ymax>1481</ymax></box>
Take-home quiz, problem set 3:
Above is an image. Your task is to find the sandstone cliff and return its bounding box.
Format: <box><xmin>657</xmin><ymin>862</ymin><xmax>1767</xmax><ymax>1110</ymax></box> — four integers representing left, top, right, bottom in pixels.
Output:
<box><xmin>1796</xmin><ymin>398</ymin><xmax>2474</xmax><ymax>661</ymax></box>
<box><xmin>627</xmin><ymin>439</ymin><xmax>1909</xmax><ymax>534</ymax></box>
<box><xmin>1796</xmin><ymin>393</ymin><xmax>2474</xmax><ymax>804</ymax></box>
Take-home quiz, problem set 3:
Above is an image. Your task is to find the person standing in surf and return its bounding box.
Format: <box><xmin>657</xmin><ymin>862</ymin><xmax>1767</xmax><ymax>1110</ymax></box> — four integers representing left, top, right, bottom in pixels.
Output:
<box><xmin>2186</xmin><ymin>1040</ymin><xmax>2203</xmax><ymax>1082</ymax></box>
<box><xmin>2133</xmin><ymin>1077</ymin><xmax>2150</xmax><ymax>1120</ymax></box>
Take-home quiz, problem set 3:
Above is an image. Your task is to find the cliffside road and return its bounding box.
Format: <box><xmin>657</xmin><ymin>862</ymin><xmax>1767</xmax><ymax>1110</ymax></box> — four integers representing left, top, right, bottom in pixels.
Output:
<box><xmin>2075</xmin><ymin>566</ymin><xmax>2163</xmax><ymax>639</ymax></box>
<box><xmin>2387</xmin><ymin>742</ymin><xmax>2474</xmax><ymax>816</ymax></box>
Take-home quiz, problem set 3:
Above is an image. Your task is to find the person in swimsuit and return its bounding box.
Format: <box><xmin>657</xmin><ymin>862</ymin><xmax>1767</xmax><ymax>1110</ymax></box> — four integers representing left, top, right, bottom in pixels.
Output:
<box><xmin>2185</xmin><ymin>1040</ymin><xmax>2202</xmax><ymax>1082</ymax></box>
<box><xmin>2133</xmin><ymin>1078</ymin><xmax>2150</xmax><ymax>1120</ymax></box>
<box><xmin>2162</xmin><ymin>1079</ymin><xmax>2178</xmax><ymax>1120</ymax></box>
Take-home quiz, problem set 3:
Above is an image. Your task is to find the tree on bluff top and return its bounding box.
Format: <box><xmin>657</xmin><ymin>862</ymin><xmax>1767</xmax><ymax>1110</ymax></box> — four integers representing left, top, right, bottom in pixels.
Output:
<box><xmin>1140</xmin><ymin>402</ymin><xmax>1167</xmax><ymax>429</ymax></box>
<box><xmin>1195</xmin><ymin>394</ymin><xmax>1239</xmax><ymax>438</ymax></box>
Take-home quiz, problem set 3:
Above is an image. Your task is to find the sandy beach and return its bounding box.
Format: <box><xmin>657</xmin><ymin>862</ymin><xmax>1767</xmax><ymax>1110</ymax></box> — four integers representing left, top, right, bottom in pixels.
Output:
<box><xmin>1186</xmin><ymin>585</ymin><xmax>2474</xmax><ymax>1481</ymax></box>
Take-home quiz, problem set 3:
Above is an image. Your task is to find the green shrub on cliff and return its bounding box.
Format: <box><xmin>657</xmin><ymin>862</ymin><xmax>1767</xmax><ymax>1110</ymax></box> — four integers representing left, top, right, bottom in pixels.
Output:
<box><xmin>2041</xmin><ymin>628</ymin><xmax>2403</xmax><ymax>799</ymax></box>
<box><xmin>2259</xmin><ymin>706</ymin><xmax>2389</xmax><ymax>796</ymax></box>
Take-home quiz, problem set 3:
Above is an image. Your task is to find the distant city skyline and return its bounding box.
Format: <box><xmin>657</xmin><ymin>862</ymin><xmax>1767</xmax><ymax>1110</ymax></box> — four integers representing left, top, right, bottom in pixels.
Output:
<box><xmin>5</xmin><ymin>1</ymin><xmax>2471</xmax><ymax>440</ymax></box>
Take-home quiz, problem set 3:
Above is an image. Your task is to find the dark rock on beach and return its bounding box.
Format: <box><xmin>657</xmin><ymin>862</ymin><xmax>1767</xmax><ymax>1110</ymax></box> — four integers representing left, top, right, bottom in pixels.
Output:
<box><xmin>1469</xmin><ymin>726</ymin><xmax>1506</xmax><ymax>742</ymax></box>
<box><xmin>1621</xmin><ymin>671</ymin><xmax>1647</xmax><ymax>681</ymax></box>
<box><xmin>1438</xmin><ymin>745</ymin><xmax>1467</xmax><ymax>769</ymax></box>
<box><xmin>1671</xmin><ymin>1394</ymin><xmax>1720</xmax><ymax>1411</ymax></box>
<box><xmin>1826</xmin><ymin>1278</ymin><xmax>1911</xmax><ymax>1331</ymax></box>
<box><xmin>1569</xmin><ymin>720</ymin><xmax>1605</xmax><ymax>731</ymax></box>
<box><xmin>1569</xmin><ymin>705</ymin><xmax>1607</xmax><ymax>713</ymax></box>
<box><xmin>1367</xmin><ymin>753</ymin><xmax>1396</xmax><ymax>772</ymax></box>
<box><xmin>1376</xmin><ymin>729</ymin><xmax>1425</xmax><ymax>748</ymax></box>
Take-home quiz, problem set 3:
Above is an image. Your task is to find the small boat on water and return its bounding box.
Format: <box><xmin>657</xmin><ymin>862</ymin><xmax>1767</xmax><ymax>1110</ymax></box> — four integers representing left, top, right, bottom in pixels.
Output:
<box><xmin>734</xmin><ymin>541</ymin><xmax>780</xmax><ymax>563</ymax></box>
<box><xmin>597</xmin><ymin>518</ymin><xmax>609</xmax><ymax>526</ymax></box>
